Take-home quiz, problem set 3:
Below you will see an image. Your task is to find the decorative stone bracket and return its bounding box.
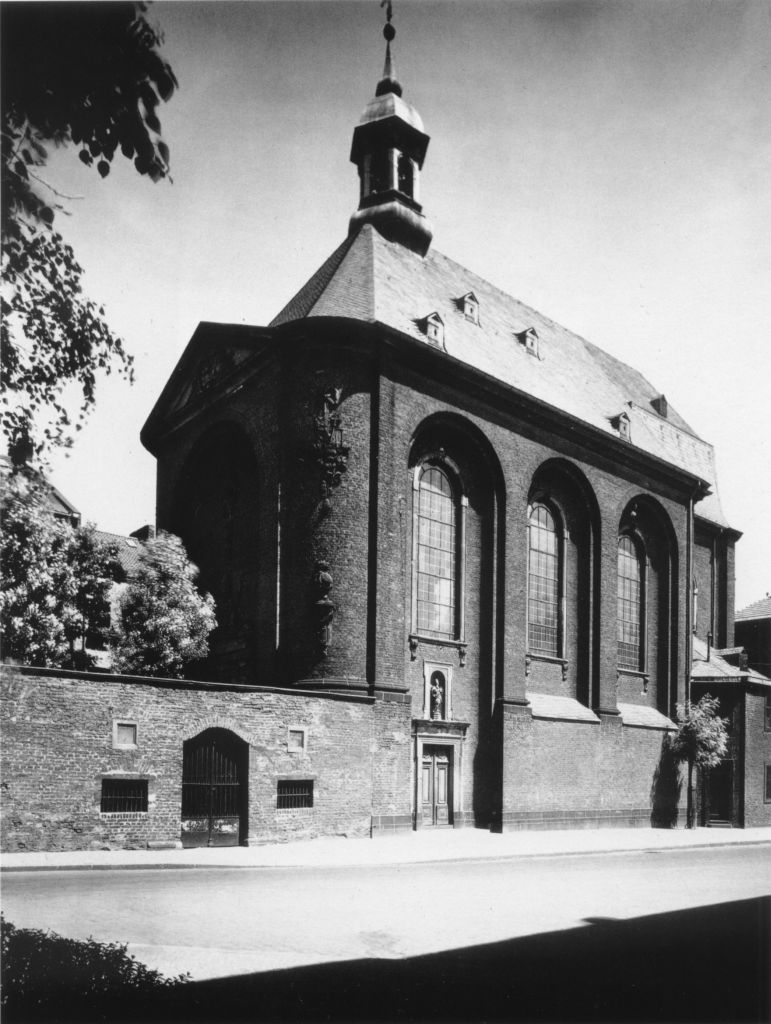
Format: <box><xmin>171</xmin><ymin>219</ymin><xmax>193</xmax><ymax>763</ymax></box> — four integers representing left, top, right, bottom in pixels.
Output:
<box><xmin>312</xmin><ymin>388</ymin><xmax>350</xmax><ymax>513</ymax></box>
<box><xmin>409</xmin><ymin>634</ymin><xmax>467</xmax><ymax>667</ymax></box>
<box><xmin>526</xmin><ymin>652</ymin><xmax>568</xmax><ymax>680</ymax></box>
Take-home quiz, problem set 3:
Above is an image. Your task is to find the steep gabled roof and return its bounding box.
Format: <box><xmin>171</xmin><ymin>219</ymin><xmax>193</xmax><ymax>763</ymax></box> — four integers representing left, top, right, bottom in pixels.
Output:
<box><xmin>93</xmin><ymin>530</ymin><xmax>144</xmax><ymax>574</ymax></box>
<box><xmin>736</xmin><ymin>595</ymin><xmax>771</xmax><ymax>622</ymax></box>
<box><xmin>270</xmin><ymin>225</ymin><xmax>730</xmax><ymax>526</ymax></box>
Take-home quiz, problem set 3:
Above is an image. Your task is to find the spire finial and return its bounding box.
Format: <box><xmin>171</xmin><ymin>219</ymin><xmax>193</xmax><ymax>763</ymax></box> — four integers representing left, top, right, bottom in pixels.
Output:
<box><xmin>377</xmin><ymin>0</ymin><xmax>401</xmax><ymax>97</ymax></box>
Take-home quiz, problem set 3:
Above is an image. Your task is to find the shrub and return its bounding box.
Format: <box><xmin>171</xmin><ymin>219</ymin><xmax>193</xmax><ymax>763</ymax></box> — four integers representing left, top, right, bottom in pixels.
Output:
<box><xmin>1</xmin><ymin>916</ymin><xmax>189</xmax><ymax>1022</ymax></box>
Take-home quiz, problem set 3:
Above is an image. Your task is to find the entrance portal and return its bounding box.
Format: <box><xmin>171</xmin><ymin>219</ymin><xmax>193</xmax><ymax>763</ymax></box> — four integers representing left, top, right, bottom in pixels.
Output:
<box><xmin>706</xmin><ymin>761</ymin><xmax>734</xmax><ymax>826</ymax></box>
<box><xmin>421</xmin><ymin>745</ymin><xmax>452</xmax><ymax>827</ymax></box>
<box><xmin>181</xmin><ymin>728</ymin><xmax>248</xmax><ymax>847</ymax></box>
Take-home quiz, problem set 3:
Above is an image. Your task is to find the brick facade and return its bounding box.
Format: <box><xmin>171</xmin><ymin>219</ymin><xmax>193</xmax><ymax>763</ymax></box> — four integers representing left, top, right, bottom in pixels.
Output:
<box><xmin>0</xmin><ymin>666</ymin><xmax>410</xmax><ymax>852</ymax></box>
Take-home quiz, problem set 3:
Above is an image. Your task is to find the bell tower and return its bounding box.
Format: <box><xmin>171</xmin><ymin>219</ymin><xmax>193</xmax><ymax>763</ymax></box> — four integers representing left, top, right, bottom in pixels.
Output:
<box><xmin>349</xmin><ymin>3</ymin><xmax>433</xmax><ymax>256</ymax></box>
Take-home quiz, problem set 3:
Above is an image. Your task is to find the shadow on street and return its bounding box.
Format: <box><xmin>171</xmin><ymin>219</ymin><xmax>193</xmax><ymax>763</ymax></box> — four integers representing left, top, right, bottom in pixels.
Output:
<box><xmin>5</xmin><ymin>896</ymin><xmax>769</xmax><ymax>1023</ymax></box>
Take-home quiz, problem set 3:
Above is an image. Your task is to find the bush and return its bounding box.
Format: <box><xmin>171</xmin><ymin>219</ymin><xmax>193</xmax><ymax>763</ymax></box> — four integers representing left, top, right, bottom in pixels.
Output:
<box><xmin>1</xmin><ymin>916</ymin><xmax>189</xmax><ymax>1022</ymax></box>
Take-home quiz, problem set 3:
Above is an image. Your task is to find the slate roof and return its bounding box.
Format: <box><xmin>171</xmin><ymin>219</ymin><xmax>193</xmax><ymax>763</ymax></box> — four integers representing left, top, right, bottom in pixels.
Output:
<box><xmin>735</xmin><ymin>595</ymin><xmax>771</xmax><ymax>622</ymax></box>
<box><xmin>617</xmin><ymin>703</ymin><xmax>676</xmax><ymax>730</ymax></box>
<box><xmin>271</xmin><ymin>226</ymin><xmax>729</xmax><ymax>527</ymax></box>
<box><xmin>691</xmin><ymin>636</ymin><xmax>771</xmax><ymax>687</ymax></box>
<box><xmin>93</xmin><ymin>530</ymin><xmax>143</xmax><ymax>574</ymax></box>
<box><xmin>526</xmin><ymin>692</ymin><xmax>599</xmax><ymax>724</ymax></box>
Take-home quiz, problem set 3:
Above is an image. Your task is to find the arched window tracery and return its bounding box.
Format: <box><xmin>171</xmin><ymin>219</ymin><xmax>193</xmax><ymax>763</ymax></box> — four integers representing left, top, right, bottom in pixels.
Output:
<box><xmin>527</xmin><ymin>502</ymin><xmax>562</xmax><ymax>656</ymax></box>
<box><xmin>617</xmin><ymin>534</ymin><xmax>645</xmax><ymax>670</ymax></box>
<box><xmin>415</xmin><ymin>465</ymin><xmax>459</xmax><ymax>639</ymax></box>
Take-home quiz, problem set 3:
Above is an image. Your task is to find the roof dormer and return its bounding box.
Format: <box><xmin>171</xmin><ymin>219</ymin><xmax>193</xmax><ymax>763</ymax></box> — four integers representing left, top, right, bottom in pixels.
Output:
<box><xmin>610</xmin><ymin>410</ymin><xmax>632</xmax><ymax>441</ymax></box>
<box><xmin>419</xmin><ymin>312</ymin><xmax>445</xmax><ymax>350</ymax></box>
<box><xmin>651</xmin><ymin>394</ymin><xmax>668</xmax><ymax>418</ymax></box>
<box><xmin>459</xmin><ymin>291</ymin><xmax>479</xmax><ymax>324</ymax></box>
<box><xmin>515</xmin><ymin>327</ymin><xmax>540</xmax><ymax>358</ymax></box>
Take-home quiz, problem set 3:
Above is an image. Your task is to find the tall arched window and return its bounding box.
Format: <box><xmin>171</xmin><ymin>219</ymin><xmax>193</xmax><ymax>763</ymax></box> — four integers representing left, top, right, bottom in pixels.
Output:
<box><xmin>416</xmin><ymin>466</ymin><xmax>457</xmax><ymax>638</ymax></box>
<box><xmin>527</xmin><ymin>503</ymin><xmax>561</xmax><ymax>656</ymax></box>
<box><xmin>618</xmin><ymin>535</ymin><xmax>644</xmax><ymax>670</ymax></box>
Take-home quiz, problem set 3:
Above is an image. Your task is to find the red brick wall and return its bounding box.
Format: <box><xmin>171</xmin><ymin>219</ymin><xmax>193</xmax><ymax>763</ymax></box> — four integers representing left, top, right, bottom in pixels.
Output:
<box><xmin>744</xmin><ymin>688</ymin><xmax>771</xmax><ymax>827</ymax></box>
<box><xmin>499</xmin><ymin>709</ymin><xmax>682</xmax><ymax>829</ymax></box>
<box><xmin>0</xmin><ymin>667</ymin><xmax>410</xmax><ymax>852</ymax></box>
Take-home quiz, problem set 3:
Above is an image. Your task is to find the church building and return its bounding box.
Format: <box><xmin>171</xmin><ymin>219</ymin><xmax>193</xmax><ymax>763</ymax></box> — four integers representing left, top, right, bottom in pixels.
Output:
<box><xmin>4</xmin><ymin>12</ymin><xmax>768</xmax><ymax>853</ymax></box>
<box><xmin>141</xmin><ymin>14</ymin><xmax>744</xmax><ymax>836</ymax></box>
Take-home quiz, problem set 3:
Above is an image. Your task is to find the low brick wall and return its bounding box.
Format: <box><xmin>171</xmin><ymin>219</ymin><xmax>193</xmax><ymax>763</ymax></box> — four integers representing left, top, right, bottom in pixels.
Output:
<box><xmin>0</xmin><ymin>666</ymin><xmax>411</xmax><ymax>852</ymax></box>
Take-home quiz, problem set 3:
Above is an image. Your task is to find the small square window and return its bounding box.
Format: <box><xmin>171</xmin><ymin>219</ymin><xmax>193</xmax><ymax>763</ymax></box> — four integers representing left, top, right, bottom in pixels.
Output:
<box><xmin>287</xmin><ymin>728</ymin><xmax>307</xmax><ymax>753</ymax></box>
<box><xmin>101</xmin><ymin>779</ymin><xmax>148</xmax><ymax>813</ymax></box>
<box><xmin>113</xmin><ymin>721</ymin><xmax>138</xmax><ymax>748</ymax></box>
<box><xmin>277</xmin><ymin>780</ymin><xmax>314</xmax><ymax>810</ymax></box>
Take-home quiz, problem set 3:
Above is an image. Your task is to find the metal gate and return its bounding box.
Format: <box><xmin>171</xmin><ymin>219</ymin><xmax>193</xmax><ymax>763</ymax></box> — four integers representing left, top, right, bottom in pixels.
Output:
<box><xmin>181</xmin><ymin>729</ymin><xmax>247</xmax><ymax>848</ymax></box>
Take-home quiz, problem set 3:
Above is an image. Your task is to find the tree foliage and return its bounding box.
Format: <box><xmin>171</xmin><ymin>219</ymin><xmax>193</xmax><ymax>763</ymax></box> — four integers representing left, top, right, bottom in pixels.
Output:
<box><xmin>1</xmin><ymin>2</ymin><xmax>177</xmax><ymax>463</ymax></box>
<box><xmin>670</xmin><ymin>695</ymin><xmax>729</xmax><ymax>770</ymax></box>
<box><xmin>111</xmin><ymin>532</ymin><xmax>216</xmax><ymax>678</ymax></box>
<box><xmin>0</xmin><ymin>469</ymin><xmax>124</xmax><ymax>667</ymax></box>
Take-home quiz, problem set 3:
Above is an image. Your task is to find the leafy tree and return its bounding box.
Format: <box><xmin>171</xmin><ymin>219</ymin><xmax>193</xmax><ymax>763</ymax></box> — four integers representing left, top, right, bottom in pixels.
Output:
<box><xmin>68</xmin><ymin>524</ymin><xmax>126</xmax><ymax>665</ymax></box>
<box><xmin>670</xmin><ymin>694</ymin><xmax>729</xmax><ymax>829</ymax></box>
<box><xmin>111</xmin><ymin>532</ymin><xmax>216</xmax><ymax>677</ymax></box>
<box><xmin>1</xmin><ymin>2</ymin><xmax>177</xmax><ymax>464</ymax></box>
<box><xmin>0</xmin><ymin>469</ymin><xmax>124</xmax><ymax>668</ymax></box>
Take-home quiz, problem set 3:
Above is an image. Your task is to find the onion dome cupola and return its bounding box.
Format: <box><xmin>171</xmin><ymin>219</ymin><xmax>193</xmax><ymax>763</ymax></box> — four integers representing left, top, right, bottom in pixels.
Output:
<box><xmin>349</xmin><ymin>4</ymin><xmax>433</xmax><ymax>256</ymax></box>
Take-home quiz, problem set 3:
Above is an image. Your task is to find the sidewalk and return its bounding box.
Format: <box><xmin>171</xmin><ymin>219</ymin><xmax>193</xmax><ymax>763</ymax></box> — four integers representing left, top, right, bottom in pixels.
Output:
<box><xmin>3</xmin><ymin>824</ymin><xmax>769</xmax><ymax>872</ymax></box>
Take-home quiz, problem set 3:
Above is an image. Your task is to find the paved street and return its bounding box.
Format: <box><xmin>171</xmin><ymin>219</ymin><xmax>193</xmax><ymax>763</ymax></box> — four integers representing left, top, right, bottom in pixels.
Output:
<box><xmin>4</xmin><ymin>845</ymin><xmax>770</xmax><ymax>989</ymax></box>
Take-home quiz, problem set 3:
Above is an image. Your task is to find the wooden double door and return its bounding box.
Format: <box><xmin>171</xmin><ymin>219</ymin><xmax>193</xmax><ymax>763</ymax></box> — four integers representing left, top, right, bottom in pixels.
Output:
<box><xmin>421</xmin><ymin>745</ymin><xmax>452</xmax><ymax>827</ymax></box>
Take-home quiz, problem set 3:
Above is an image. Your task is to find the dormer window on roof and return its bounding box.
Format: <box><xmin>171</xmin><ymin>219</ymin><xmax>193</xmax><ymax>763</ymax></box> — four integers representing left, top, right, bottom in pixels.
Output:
<box><xmin>611</xmin><ymin>411</ymin><xmax>632</xmax><ymax>441</ymax></box>
<box><xmin>460</xmin><ymin>292</ymin><xmax>479</xmax><ymax>324</ymax></box>
<box><xmin>515</xmin><ymin>327</ymin><xmax>540</xmax><ymax>358</ymax></box>
<box><xmin>651</xmin><ymin>394</ymin><xmax>668</xmax><ymax>418</ymax></box>
<box><xmin>421</xmin><ymin>312</ymin><xmax>445</xmax><ymax>350</ymax></box>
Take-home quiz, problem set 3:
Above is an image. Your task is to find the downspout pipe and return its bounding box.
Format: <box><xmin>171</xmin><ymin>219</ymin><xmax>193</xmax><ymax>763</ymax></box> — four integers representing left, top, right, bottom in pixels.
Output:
<box><xmin>685</xmin><ymin>485</ymin><xmax>696</xmax><ymax>827</ymax></box>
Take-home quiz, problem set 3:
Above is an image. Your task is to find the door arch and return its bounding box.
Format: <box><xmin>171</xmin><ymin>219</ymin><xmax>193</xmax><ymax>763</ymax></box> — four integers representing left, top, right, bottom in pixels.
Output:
<box><xmin>181</xmin><ymin>728</ymin><xmax>248</xmax><ymax>847</ymax></box>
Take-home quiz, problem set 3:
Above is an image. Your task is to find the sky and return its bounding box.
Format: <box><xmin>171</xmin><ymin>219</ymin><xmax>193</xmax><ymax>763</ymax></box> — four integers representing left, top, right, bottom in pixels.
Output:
<box><xmin>37</xmin><ymin>0</ymin><xmax>770</xmax><ymax>610</ymax></box>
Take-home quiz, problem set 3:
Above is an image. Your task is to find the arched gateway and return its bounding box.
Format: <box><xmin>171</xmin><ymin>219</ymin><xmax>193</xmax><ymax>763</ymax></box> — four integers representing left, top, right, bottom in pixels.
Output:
<box><xmin>181</xmin><ymin>728</ymin><xmax>248</xmax><ymax>847</ymax></box>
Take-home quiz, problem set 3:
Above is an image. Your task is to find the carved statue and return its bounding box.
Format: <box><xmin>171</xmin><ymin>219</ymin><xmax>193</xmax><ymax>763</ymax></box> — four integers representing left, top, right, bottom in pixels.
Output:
<box><xmin>430</xmin><ymin>672</ymin><xmax>445</xmax><ymax>720</ymax></box>
<box><xmin>311</xmin><ymin>560</ymin><xmax>335</xmax><ymax>657</ymax></box>
<box><xmin>312</xmin><ymin>389</ymin><xmax>350</xmax><ymax>511</ymax></box>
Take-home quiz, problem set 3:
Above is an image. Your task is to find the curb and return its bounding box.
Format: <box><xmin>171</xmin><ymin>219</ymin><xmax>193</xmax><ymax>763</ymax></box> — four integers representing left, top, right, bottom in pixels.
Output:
<box><xmin>3</xmin><ymin>837</ymin><xmax>770</xmax><ymax>873</ymax></box>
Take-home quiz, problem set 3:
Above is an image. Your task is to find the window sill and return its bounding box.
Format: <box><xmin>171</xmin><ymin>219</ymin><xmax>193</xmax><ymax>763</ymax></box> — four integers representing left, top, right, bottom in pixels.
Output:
<box><xmin>526</xmin><ymin>652</ymin><xmax>568</xmax><ymax>680</ymax></box>
<box><xmin>409</xmin><ymin>635</ymin><xmax>468</xmax><ymax>665</ymax></box>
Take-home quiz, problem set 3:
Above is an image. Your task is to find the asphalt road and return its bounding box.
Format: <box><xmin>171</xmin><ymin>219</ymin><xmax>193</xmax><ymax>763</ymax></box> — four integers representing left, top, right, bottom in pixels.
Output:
<box><xmin>4</xmin><ymin>846</ymin><xmax>771</xmax><ymax>1021</ymax></box>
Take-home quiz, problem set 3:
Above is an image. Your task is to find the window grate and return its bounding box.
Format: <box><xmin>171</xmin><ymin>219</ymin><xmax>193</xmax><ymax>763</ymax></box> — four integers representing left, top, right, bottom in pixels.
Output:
<box><xmin>101</xmin><ymin>779</ymin><xmax>148</xmax><ymax>813</ymax></box>
<box><xmin>277</xmin><ymin>780</ymin><xmax>313</xmax><ymax>810</ymax></box>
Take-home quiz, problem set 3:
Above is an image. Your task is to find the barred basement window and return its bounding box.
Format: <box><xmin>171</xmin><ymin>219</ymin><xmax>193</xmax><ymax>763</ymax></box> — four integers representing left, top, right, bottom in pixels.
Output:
<box><xmin>101</xmin><ymin>779</ymin><xmax>148</xmax><ymax>813</ymax></box>
<box><xmin>277</xmin><ymin>780</ymin><xmax>314</xmax><ymax>810</ymax></box>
